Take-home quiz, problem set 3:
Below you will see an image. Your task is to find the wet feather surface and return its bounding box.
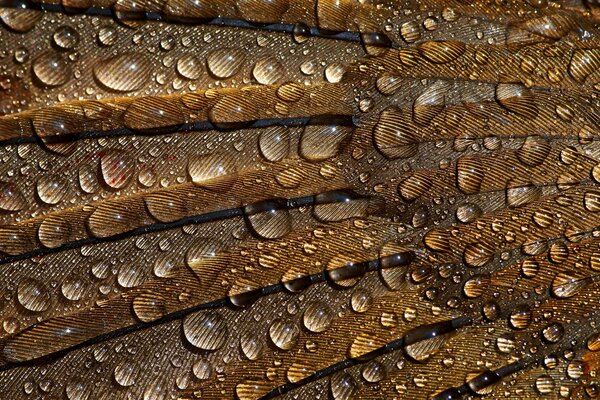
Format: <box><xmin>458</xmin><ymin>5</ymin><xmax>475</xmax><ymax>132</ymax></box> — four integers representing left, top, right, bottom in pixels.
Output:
<box><xmin>1</xmin><ymin>0</ymin><xmax>600</xmax><ymax>399</ymax></box>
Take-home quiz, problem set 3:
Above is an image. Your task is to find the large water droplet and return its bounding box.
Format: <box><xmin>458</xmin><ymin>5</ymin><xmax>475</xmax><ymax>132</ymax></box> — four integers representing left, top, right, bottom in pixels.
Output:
<box><xmin>94</xmin><ymin>53</ymin><xmax>151</xmax><ymax>92</ymax></box>
<box><xmin>17</xmin><ymin>278</ymin><xmax>51</xmax><ymax>312</ymax></box>
<box><xmin>187</xmin><ymin>153</ymin><xmax>237</xmax><ymax>191</ymax></box>
<box><xmin>206</xmin><ymin>48</ymin><xmax>245</xmax><ymax>79</ymax></box>
<box><xmin>182</xmin><ymin>311</ymin><xmax>228</xmax><ymax>350</ymax></box>
<box><xmin>36</xmin><ymin>174</ymin><xmax>69</xmax><ymax>205</ymax></box>
<box><xmin>303</xmin><ymin>302</ymin><xmax>333</xmax><ymax>333</ymax></box>
<box><xmin>32</xmin><ymin>52</ymin><xmax>71</xmax><ymax>87</ymax></box>
<box><xmin>269</xmin><ymin>319</ymin><xmax>299</xmax><ymax>350</ymax></box>
<box><xmin>100</xmin><ymin>149</ymin><xmax>135</xmax><ymax>189</ymax></box>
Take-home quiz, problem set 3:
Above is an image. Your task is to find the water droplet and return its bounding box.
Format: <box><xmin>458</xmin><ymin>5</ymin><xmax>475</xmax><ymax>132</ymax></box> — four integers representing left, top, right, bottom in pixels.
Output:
<box><xmin>175</xmin><ymin>53</ymin><xmax>202</xmax><ymax>80</ymax></box>
<box><xmin>413</xmin><ymin>81</ymin><xmax>450</xmax><ymax>126</ymax></box>
<box><xmin>269</xmin><ymin>319</ymin><xmax>299</xmax><ymax>350</ymax></box>
<box><xmin>303</xmin><ymin>302</ymin><xmax>333</xmax><ymax>333</ymax></box>
<box><xmin>100</xmin><ymin>149</ymin><xmax>135</xmax><ymax>189</ymax></box>
<box><xmin>0</xmin><ymin>8</ymin><xmax>42</xmax><ymax>32</ymax></box>
<box><xmin>535</xmin><ymin>375</ymin><xmax>555</xmax><ymax>394</ymax></box>
<box><xmin>330</xmin><ymin>372</ymin><xmax>357</xmax><ymax>400</ymax></box>
<box><xmin>351</xmin><ymin>289</ymin><xmax>372</xmax><ymax>313</ymax></box>
<box><xmin>0</xmin><ymin>182</ymin><xmax>27</xmax><ymax>211</ymax></box>
<box><xmin>183</xmin><ymin>311</ymin><xmax>228</xmax><ymax>350</ymax></box>
<box><xmin>187</xmin><ymin>153</ymin><xmax>237</xmax><ymax>191</ymax></box>
<box><xmin>114</xmin><ymin>363</ymin><xmax>138</xmax><ymax>387</ymax></box>
<box><xmin>400</xmin><ymin>21</ymin><xmax>421</xmax><ymax>43</ymax></box>
<box><xmin>568</xmin><ymin>49</ymin><xmax>600</xmax><ymax>83</ymax></box>
<box><xmin>192</xmin><ymin>358</ymin><xmax>213</xmax><ymax>380</ymax></box>
<box><xmin>252</xmin><ymin>56</ymin><xmax>284</xmax><ymax>85</ymax></box>
<box><xmin>38</xmin><ymin>216</ymin><xmax>71</xmax><ymax>248</ymax></box>
<box><xmin>517</xmin><ymin>136</ymin><xmax>550</xmax><ymax>166</ymax></box>
<box><xmin>324</xmin><ymin>63</ymin><xmax>346</xmax><ymax>83</ymax></box>
<box><xmin>133</xmin><ymin>293</ymin><xmax>167</xmax><ymax>322</ymax></box>
<box><xmin>145</xmin><ymin>193</ymin><xmax>187</xmax><ymax>223</ymax></box>
<box><xmin>299</xmin><ymin>122</ymin><xmax>353</xmax><ymax>161</ymax></box>
<box><xmin>258</xmin><ymin>126</ymin><xmax>290</xmax><ymax>162</ymax></box>
<box><xmin>240</xmin><ymin>332</ymin><xmax>263</xmax><ymax>360</ymax></box>
<box><xmin>373</xmin><ymin>107</ymin><xmax>417</xmax><ymax>159</ymax></box>
<box><xmin>61</xmin><ymin>275</ymin><xmax>86</xmax><ymax>301</ymax></box>
<box><xmin>495</xmin><ymin>83</ymin><xmax>538</xmax><ymax>118</ymax></box>
<box><xmin>244</xmin><ymin>199</ymin><xmax>292</xmax><ymax>239</ymax></box>
<box><xmin>94</xmin><ymin>53</ymin><xmax>151</xmax><ymax>92</ymax></box>
<box><xmin>32</xmin><ymin>52</ymin><xmax>71</xmax><ymax>87</ymax></box>
<box><xmin>509</xmin><ymin>304</ymin><xmax>532</xmax><ymax>329</ymax></box>
<box><xmin>551</xmin><ymin>271</ymin><xmax>588</xmax><ymax>298</ymax></box>
<box><xmin>542</xmin><ymin>323</ymin><xmax>564</xmax><ymax>343</ymax></box>
<box><xmin>457</xmin><ymin>156</ymin><xmax>484</xmax><ymax>194</ymax></box>
<box><xmin>17</xmin><ymin>278</ymin><xmax>51</xmax><ymax>312</ymax></box>
<box><xmin>206</xmin><ymin>48</ymin><xmax>245</xmax><ymax>79</ymax></box>
<box><xmin>417</xmin><ymin>40</ymin><xmax>466</xmax><ymax>64</ymax></box>
<box><xmin>36</xmin><ymin>174</ymin><xmax>69</xmax><ymax>205</ymax></box>
<box><xmin>65</xmin><ymin>379</ymin><xmax>91</xmax><ymax>400</ymax></box>
<box><xmin>53</xmin><ymin>25</ymin><xmax>79</xmax><ymax>49</ymax></box>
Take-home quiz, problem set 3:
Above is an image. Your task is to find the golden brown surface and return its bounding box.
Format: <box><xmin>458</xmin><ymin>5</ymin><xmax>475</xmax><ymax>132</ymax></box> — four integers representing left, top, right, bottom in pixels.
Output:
<box><xmin>0</xmin><ymin>0</ymin><xmax>600</xmax><ymax>399</ymax></box>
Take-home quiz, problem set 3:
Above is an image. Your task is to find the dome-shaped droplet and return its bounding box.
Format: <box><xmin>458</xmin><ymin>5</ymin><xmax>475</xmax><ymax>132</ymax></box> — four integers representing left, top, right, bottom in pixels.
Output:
<box><xmin>32</xmin><ymin>52</ymin><xmax>71</xmax><ymax>87</ymax></box>
<box><xmin>145</xmin><ymin>193</ymin><xmax>187</xmax><ymax>223</ymax></box>
<box><xmin>100</xmin><ymin>149</ymin><xmax>135</xmax><ymax>189</ymax></box>
<box><xmin>38</xmin><ymin>216</ymin><xmax>71</xmax><ymax>248</ymax></box>
<box><xmin>324</xmin><ymin>63</ymin><xmax>346</xmax><ymax>83</ymax></box>
<box><xmin>463</xmin><ymin>275</ymin><xmax>490</xmax><ymax>298</ymax></box>
<box><xmin>456</xmin><ymin>203</ymin><xmax>481</xmax><ymax>223</ymax></box>
<box><xmin>330</xmin><ymin>372</ymin><xmax>357</xmax><ymax>400</ymax></box>
<box><xmin>541</xmin><ymin>323</ymin><xmax>564</xmax><ymax>343</ymax></box>
<box><xmin>17</xmin><ymin>278</ymin><xmax>51</xmax><ymax>312</ymax></box>
<box><xmin>0</xmin><ymin>182</ymin><xmax>27</xmax><ymax>211</ymax></box>
<box><xmin>269</xmin><ymin>319</ymin><xmax>299</xmax><ymax>350</ymax></box>
<box><xmin>361</xmin><ymin>361</ymin><xmax>386</xmax><ymax>383</ymax></box>
<box><xmin>187</xmin><ymin>153</ymin><xmax>237</xmax><ymax>191</ymax></box>
<box><xmin>114</xmin><ymin>363</ymin><xmax>138</xmax><ymax>387</ymax></box>
<box><xmin>303</xmin><ymin>302</ymin><xmax>333</xmax><ymax>333</ymax></box>
<box><xmin>182</xmin><ymin>311</ymin><xmax>228</xmax><ymax>350</ymax></box>
<box><xmin>373</xmin><ymin>107</ymin><xmax>418</xmax><ymax>159</ymax></box>
<box><xmin>78</xmin><ymin>164</ymin><xmax>100</xmax><ymax>194</ymax></box>
<box><xmin>400</xmin><ymin>21</ymin><xmax>421</xmax><ymax>43</ymax></box>
<box><xmin>206</xmin><ymin>48</ymin><xmax>245</xmax><ymax>79</ymax></box>
<box><xmin>351</xmin><ymin>289</ymin><xmax>372</xmax><ymax>313</ymax></box>
<box><xmin>176</xmin><ymin>53</ymin><xmax>202</xmax><ymax>80</ymax></box>
<box><xmin>509</xmin><ymin>304</ymin><xmax>532</xmax><ymax>329</ymax></box>
<box><xmin>299</xmin><ymin>123</ymin><xmax>353</xmax><ymax>162</ymax></box>
<box><xmin>36</xmin><ymin>174</ymin><xmax>69</xmax><ymax>205</ymax></box>
<box><xmin>551</xmin><ymin>271</ymin><xmax>588</xmax><ymax>298</ymax></box>
<box><xmin>457</xmin><ymin>156</ymin><xmax>485</xmax><ymax>194</ymax></box>
<box><xmin>0</xmin><ymin>8</ymin><xmax>42</xmax><ymax>32</ymax></box>
<box><xmin>568</xmin><ymin>49</ymin><xmax>600</xmax><ymax>83</ymax></box>
<box><xmin>65</xmin><ymin>379</ymin><xmax>91</xmax><ymax>400</ymax></box>
<box><xmin>240</xmin><ymin>332</ymin><xmax>263</xmax><ymax>360</ymax></box>
<box><xmin>61</xmin><ymin>275</ymin><xmax>86</xmax><ymax>301</ymax></box>
<box><xmin>252</xmin><ymin>56</ymin><xmax>284</xmax><ymax>85</ymax></box>
<box><xmin>495</xmin><ymin>83</ymin><xmax>538</xmax><ymax>118</ymax></box>
<box><xmin>192</xmin><ymin>359</ymin><xmax>213</xmax><ymax>380</ymax></box>
<box><xmin>244</xmin><ymin>199</ymin><xmax>292</xmax><ymax>239</ymax></box>
<box><xmin>94</xmin><ymin>53</ymin><xmax>151</xmax><ymax>92</ymax></box>
<box><xmin>53</xmin><ymin>25</ymin><xmax>79</xmax><ymax>49</ymax></box>
<box><xmin>506</xmin><ymin>181</ymin><xmax>540</xmax><ymax>207</ymax></box>
<box><xmin>517</xmin><ymin>136</ymin><xmax>550</xmax><ymax>166</ymax></box>
<box><xmin>117</xmin><ymin>263</ymin><xmax>147</xmax><ymax>288</ymax></box>
<box><xmin>258</xmin><ymin>126</ymin><xmax>290</xmax><ymax>162</ymax></box>
<box><xmin>535</xmin><ymin>375</ymin><xmax>555</xmax><ymax>394</ymax></box>
<box><xmin>417</xmin><ymin>40</ymin><xmax>466</xmax><ymax>64</ymax></box>
<box><xmin>132</xmin><ymin>293</ymin><xmax>167</xmax><ymax>322</ymax></box>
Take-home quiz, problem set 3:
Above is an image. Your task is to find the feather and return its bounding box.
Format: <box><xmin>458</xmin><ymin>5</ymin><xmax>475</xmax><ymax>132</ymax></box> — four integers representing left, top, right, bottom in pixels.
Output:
<box><xmin>0</xmin><ymin>0</ymin><xmax>600</xmax><ymax>399</ymax></box>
